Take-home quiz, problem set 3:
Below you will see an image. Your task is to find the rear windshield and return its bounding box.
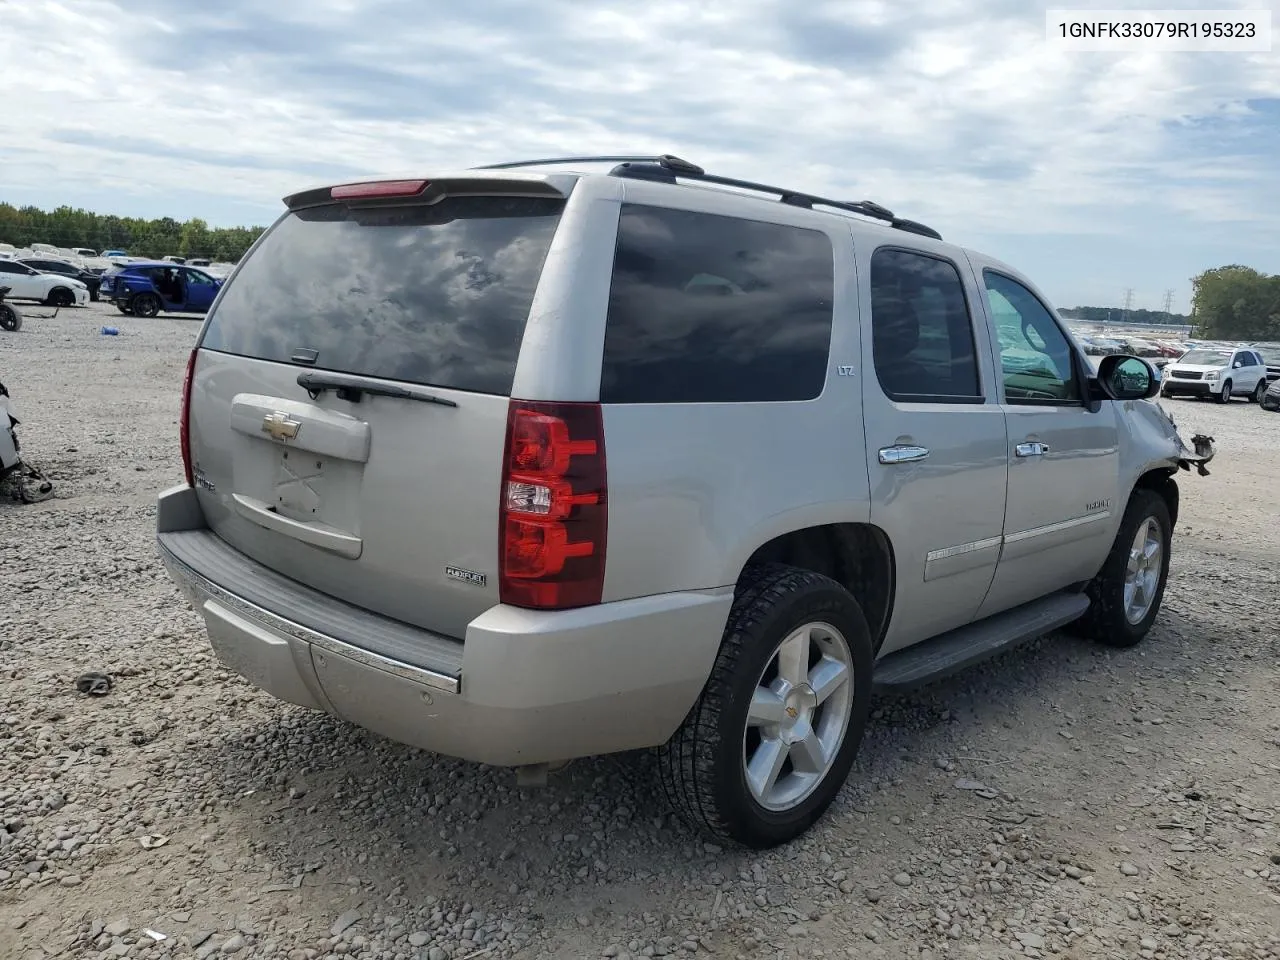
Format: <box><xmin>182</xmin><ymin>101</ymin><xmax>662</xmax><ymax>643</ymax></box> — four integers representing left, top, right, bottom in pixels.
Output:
<box><xmin>200</xmin><ymin>195</ymin><xmax>564</xmax><ymax>396</ymax></box>
<box><xmin>1179</xmin><ymin>350</ymin><xmax>1230</xmax><ymax>365</ymax></box>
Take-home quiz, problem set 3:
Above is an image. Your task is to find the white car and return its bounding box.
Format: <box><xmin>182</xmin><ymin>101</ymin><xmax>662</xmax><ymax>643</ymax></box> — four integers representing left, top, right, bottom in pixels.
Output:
<box><xmin>1161</xmin><ymin>346</ymin><xmax>1270</xmax><ymax>404</ymax></box>
<box><xmin>0</xmin><ymin>259</ymin><xmax>90</xmax><ymax>307</ymax></box>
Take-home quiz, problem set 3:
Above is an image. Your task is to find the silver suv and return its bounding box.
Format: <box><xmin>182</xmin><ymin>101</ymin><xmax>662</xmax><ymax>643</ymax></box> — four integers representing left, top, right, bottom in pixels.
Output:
<box><xmin>156</xmin><ymin>155</ymin><xmax>1215</xmax><ymax>848</ymax></box>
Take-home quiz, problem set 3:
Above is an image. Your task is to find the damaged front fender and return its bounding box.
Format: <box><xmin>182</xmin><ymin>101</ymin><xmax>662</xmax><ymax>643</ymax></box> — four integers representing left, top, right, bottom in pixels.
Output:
<box><xmin>1120</xmin><ymin>398</ymin><xmax>1215</xmax><ymax>480</ymax></box>
<box><xmin>1178</xmin><ymin>432</ymin><xmax>1215</xmax><ymax>477</ymax></box>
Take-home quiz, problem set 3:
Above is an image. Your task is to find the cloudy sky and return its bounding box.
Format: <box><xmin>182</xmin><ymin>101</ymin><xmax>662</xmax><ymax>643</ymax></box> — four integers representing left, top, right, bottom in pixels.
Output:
<box><xmin>3</xmin><ymin>0</ymin><xmax>1277</xmax><ymax>311</ymax></box>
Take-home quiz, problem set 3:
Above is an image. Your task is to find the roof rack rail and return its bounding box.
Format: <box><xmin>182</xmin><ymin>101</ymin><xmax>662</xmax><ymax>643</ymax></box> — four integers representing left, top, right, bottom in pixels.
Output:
<box><xmin>608</xmin><ymin>160</ymin><xmax>943</xmax><ymax>240</ymax></box>
<box><xmin>472</xmin><ymin>154</ymin><xmax>941</xmax><ymax>241</ymax></box>
<box><xmin>473</xmin><ymin>154</ymin><xmax>706</xmax><ymax>175</ymax></box>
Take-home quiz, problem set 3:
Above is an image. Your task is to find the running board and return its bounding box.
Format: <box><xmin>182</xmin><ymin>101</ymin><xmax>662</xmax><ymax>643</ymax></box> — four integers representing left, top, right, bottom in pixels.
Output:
<box><xmin>872</xmin><ymin>591</ymin><xmax>1090</xmax><ymax>693</ymax></box>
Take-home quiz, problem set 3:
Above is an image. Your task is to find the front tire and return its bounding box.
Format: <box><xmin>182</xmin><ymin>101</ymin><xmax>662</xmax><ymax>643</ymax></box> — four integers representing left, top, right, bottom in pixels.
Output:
<box><xmin>45</xmin><ymin>287</ymin><xmax>75</xmax><ymax>308</ymax></box>
<box><xmin>657</xmin><ymin>564</ymin><xmax>874</xmax><ymax>848</ymax></box>
<box><xmin>1216</xmin><ymin>380</ymin><xmax>1231</xmax><ymax>403</ymax></box>
<box><xmin>1070</xmin><ymin>489</ymin><xmax>1172</xmax><ymax>648</ymax></box>
<box><xmin>0</xmin><ymin>303</ymin><xmax>21</xmax><ymax>332</ymax></box>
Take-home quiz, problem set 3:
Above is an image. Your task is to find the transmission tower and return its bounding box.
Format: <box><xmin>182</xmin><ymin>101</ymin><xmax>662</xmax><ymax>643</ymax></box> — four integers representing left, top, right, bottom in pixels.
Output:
<box><xmin>1162</xmin><ymin>289</ymin><xmax>1174</xmax><ymax>318</ymax></box>
<box><xmin>1122</xmin><ymin>288</ymin><xmax>1134</xmax><ymax>323</ymax></box>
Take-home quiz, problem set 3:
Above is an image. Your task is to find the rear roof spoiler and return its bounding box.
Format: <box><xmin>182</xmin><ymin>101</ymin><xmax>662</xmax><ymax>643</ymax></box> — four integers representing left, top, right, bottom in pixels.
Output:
<box><xmin>283</xmin><ymin>171</ymin><xmax>572</xmax><ymax>210</ymax></box>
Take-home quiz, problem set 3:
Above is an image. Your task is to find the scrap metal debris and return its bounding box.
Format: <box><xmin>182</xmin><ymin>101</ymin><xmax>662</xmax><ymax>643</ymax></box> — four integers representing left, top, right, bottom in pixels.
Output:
<box><xmin>1</xmin><ymin>379</ymin><xmax>55</xmax><ymax>503</ymax></box>
<box><xmin>74</xmin><ymin>673</ymin><xmax>113</xmax><ymax>696</ymax></box>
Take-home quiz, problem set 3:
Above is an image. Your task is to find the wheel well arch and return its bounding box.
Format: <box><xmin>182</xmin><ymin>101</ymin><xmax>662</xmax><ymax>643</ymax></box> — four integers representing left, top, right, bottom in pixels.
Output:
<box><xmin>740</xmin><ymin>523</ymin><xmax>895</xmax><ymax>651</ymax></box>
<box><xmin>1133</xmin><ymin>468</ymin><xmax>1179</xmax><ymax>529</ymax></box>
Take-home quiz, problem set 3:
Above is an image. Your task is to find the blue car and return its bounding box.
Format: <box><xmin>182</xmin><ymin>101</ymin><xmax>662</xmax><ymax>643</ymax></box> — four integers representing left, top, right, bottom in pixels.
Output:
<box><xmin>100</xmin><ymin>261</ymin><xmax>224</xmax><ymax>317</ymax></box>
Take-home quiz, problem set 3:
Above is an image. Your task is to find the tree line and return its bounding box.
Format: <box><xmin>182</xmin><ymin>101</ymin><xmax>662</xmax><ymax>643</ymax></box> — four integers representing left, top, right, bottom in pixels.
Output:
<box><xmin>0</xmin><ymin>202</ymin><xmax>265</xmax><ymax>263</ymax></box>
<box><xmin>5</xmin><ymin>201</ymin><xmax>1273</xmax><ymax>342</ymax></box>
<box><xmin>1059</xmin><ymin>306</ymin><xmax>1190</xmax><ymax>326</ymax></box>
<box><xmin>1190</xmin><ymin>265</ymin><xmax>1279</xmax><ymax>341</ymax></box>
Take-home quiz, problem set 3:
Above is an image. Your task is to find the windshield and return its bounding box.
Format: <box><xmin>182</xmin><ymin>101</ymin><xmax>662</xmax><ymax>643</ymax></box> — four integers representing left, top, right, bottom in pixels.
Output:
<box><xmin>1179</xmin><ymin>349</ymin><xmax>1231</xmax><ymax>365</ymax></box>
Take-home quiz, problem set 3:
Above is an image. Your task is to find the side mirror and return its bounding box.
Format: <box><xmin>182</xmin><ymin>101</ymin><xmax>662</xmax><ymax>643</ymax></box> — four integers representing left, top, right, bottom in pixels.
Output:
<box><xmin>1095</xmin><ymin>354</ymin><xmax>1159</xmax><ymax>401</ymax></box>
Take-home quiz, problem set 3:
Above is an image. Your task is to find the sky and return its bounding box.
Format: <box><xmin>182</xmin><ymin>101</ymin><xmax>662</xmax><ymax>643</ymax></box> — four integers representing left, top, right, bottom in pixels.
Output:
<box><xmin>2</xmin><ymin>0</ymin><xmax>1278</xmax><ymax>312</ymax></box>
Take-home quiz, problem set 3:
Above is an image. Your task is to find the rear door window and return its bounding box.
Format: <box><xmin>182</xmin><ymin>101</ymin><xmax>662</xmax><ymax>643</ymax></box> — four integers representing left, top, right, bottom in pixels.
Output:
<box><xmin>200</xmin><ymin>196</ymin><xmax>565</xmax><ymax>396</ymax></box>
<box><xmin>869</xmin><ymin>248</ymin><xmax>982</xmax><ymax>402</ymax></box>
<box><xmin>600</xmin><ymin>205</ymin><xmax>834</xmax><ymax>403</ymax></box>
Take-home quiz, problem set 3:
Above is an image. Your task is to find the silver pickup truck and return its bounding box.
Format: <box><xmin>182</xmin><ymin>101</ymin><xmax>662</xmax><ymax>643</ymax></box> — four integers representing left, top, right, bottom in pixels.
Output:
<box><xmin>156</xmin><ymin>155</ymin><xmax>1215</xmax><ymax>848</ymax></box>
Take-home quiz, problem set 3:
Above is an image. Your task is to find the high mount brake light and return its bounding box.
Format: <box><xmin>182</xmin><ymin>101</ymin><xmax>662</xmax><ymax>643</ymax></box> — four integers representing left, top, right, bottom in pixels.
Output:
<box><xmin>329</xmin><ymin>179</ymin><xmax>429</xmax><ymax>200</ymax></box>
<box><xmin>499</xmin><ymin>401</ymin><xmax>607</xmax><ymax>610</ymax></box>
<box><xmin>180</xmin><ymin>348</ymin><xmax>198</xmax><ymax>487</ymax></box>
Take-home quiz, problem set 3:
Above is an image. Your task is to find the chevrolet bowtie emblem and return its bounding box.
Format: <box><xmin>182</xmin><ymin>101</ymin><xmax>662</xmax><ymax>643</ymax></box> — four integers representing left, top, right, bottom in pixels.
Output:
<box><xmin>261</xmin><ymin>411</ymin><xmax>302</xmax><ymax>442</ymax></box>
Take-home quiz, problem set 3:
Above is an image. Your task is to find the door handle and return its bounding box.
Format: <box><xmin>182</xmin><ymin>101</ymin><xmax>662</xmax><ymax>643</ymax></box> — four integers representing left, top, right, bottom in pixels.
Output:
<box><xmin>878</xmin><ymin>444</ymin><xmax>930</xmax><ymax>464</ymax></box>
<box><xmin>1015</xmin><ymin>441</ymin><xmax>1050</xmax><ymax>458</ymax></box>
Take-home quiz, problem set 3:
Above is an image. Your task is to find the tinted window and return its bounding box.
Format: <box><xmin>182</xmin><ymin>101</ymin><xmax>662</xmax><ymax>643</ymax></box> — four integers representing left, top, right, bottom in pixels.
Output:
<box><xmin>201</xmin><ymin>196</ymin><xmax>564</xmax><ymax>396</ymax></box>
<box><xmin>870</xmin><ymin>249</ymin><xmax>980</xmax><ymax>401</ymax></box>
<box><xmin>600</xmin><ymin>205</ymin><xmax>834</xmax><ymax>403</ymax></box>
<box><xmin>983</xmin><ymin>272</ymin><xmax>1079</xmax><ymax>404</ymax></box>
<box><xmin>0</xmin><ymin>261</ymin><xmax>25</xmax><ymax>275</ymax></box>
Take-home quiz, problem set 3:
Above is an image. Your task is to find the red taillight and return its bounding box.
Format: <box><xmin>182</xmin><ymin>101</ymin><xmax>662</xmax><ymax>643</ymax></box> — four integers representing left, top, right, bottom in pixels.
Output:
<box><xmin>330</xmin><ymin>179</ymin><xmax>428</xmax><ymax>200</ymax></box>
<box><xmin>180</xmin><ymin>348</ymin><xmax>197</xmax><ymax>487</ymax></box>
<box><xmin>499</xmin><ymin>401</ymin><xmax>607</xmax><ymax>610</ymax></box>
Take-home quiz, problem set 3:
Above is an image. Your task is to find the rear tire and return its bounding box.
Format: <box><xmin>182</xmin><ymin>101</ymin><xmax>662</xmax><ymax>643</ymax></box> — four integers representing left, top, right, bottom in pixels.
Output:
<box><xmin>1070</xmin><ymin>489</ymin><xmax>1172</xmax><ymax>648</ymax></box>
<box><xmin>131</xmin><ymin>293</ymin><xmax>160</xmax><ymax>318</ymax></box>
<box><xmin>1252</xmin><ymin>380</ymin><xmax>1267</xmax><ymax>403</ymax></box>
<box><xmin>1216</xmin><ymin>380</ymin><xmax>1231</xmax><ymax>403</ymax></box>
<box><xmin>657</xmin><ymin>563</ymin><xmax>874</xmax><ymax>848</ymax></box>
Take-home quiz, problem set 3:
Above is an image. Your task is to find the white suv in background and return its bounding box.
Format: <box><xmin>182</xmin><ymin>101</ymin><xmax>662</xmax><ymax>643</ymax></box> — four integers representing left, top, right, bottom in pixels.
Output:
<box><xmin>1161</xmin><ymin>346</ymin><xmax>1269</xmax><ymax>404</ymax></box>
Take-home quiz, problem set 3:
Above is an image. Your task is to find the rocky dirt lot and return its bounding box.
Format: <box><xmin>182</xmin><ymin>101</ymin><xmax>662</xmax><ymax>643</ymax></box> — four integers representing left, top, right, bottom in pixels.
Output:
<box><xmin>2</xmin><ymin>304</ymin><xmax>1278</xmax><ymax>960</ymax></box>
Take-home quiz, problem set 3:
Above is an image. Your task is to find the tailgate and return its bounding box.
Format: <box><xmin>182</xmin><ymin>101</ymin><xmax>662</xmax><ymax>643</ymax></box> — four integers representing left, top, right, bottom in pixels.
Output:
<box><xmin>188</xmin><ymin>188</ymin><xmax>566</xmax><ymax>639</ymax></box>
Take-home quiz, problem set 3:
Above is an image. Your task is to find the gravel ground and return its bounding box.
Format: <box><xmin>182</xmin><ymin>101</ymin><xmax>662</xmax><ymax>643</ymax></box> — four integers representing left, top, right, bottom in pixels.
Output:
<box><xmin>2</xmin><ymin>303</ymin><xmax>1278</xmax><ymax>960</ymax></box>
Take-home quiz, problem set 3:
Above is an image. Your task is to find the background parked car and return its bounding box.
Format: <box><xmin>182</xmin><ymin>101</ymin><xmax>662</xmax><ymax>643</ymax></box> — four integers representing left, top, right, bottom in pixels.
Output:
<box><xmin>0</xmin><ymin>259</ymin><xmax>90</xmax><ymax>307</ymax></box>
<box><xmin>1262</xmin><ymin>378</ymin><xmax>1280</xmax><ymax>411</ymax></box>
<box><xmin>102</xmin><ymin>262</ymin><xmax>224</xmax><ymax>317</ymax></box>
<box><xmin>1082</xmin><ymin>336</ymin><xmax>1124</xmax><ymax>356</ymax></box>
<box><xmin>1162</xmin><ymin>346</ymin><xmax>1270</xmax><ymax>403</ymax></box>
<box><xmin>1249</xmin><ymin>343</ymin><xmax>1280</xmax><ymax>383</ymax></box>
<box><xmin>17</xmin><ymin>256</ymin><xmax>102</xmax><ymax>301</ymax></box>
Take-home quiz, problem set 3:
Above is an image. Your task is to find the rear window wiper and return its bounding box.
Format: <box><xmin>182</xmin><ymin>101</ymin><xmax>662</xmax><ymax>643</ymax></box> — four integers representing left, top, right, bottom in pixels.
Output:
<box><xmin>296</xmin><ymin>371</ymin><xmax>458</xmax><ymax>407</ymax></box>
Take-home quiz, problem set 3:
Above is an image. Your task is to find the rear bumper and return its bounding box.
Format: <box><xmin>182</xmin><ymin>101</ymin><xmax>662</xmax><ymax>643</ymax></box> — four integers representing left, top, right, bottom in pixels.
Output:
<box><xmin>156</xmin><ymin>485</ymin><xmax>731</xmax><ymax>767</ymax></box>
